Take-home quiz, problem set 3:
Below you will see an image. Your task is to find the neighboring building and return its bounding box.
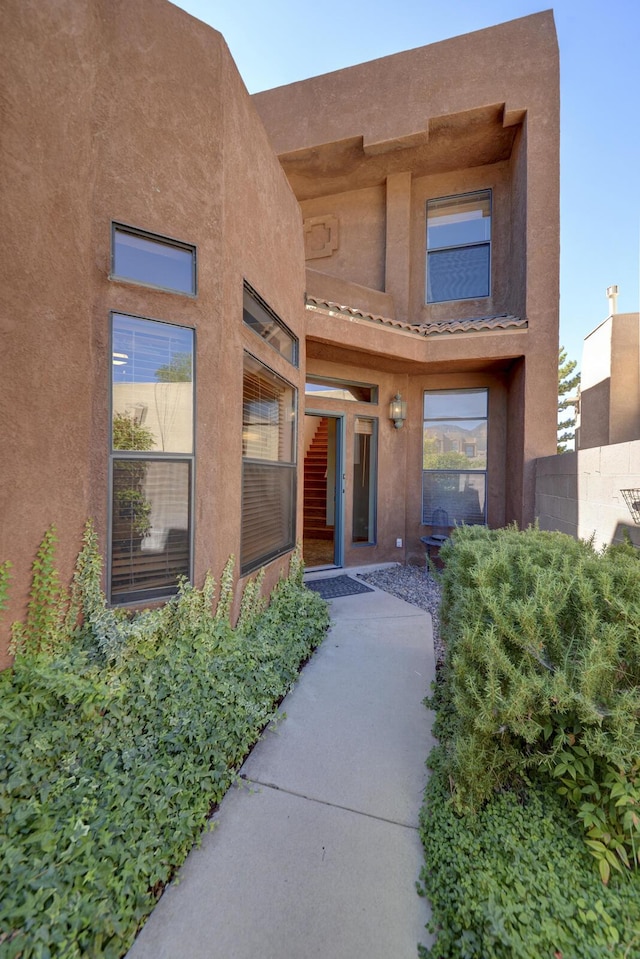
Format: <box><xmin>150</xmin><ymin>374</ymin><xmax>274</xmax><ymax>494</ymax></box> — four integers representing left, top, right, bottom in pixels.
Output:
<box><xmin>537</xmin><ymin>302</ymin><xmax>640</xmax><ymax>549</ymax></box>
<box><xmin>0</xmin><ymin>1</ymin><xmax>560</xmax><ymax>667</ymax></box>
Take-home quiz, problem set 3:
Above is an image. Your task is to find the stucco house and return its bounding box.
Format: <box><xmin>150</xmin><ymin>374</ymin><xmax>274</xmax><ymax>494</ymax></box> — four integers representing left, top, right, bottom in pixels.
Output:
<box><xmin>0</xmin><ymin>0</ymin><xmax>559</xmax><ymax>667</ymax></box>
<box><xmin>536</xmin><ymin>297</ymin><xmax>640</xmax><ymax>550</ymax></box>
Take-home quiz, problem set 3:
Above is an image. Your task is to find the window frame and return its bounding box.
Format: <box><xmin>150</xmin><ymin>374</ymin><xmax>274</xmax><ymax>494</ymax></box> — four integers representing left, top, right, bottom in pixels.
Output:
<box><xmin>422</xmin><ymin>388</ymin><xmax>488</xmax><ymax>527</ymax></box>
<box><xmin>243</xmin><ymin>280</ymin><xmax>299</xmax><ymax>367</ymax></box>
<box><xmin>107</xmin><ymin>311</ymin><xmax>196</xmax><ymax>605</ymax></box>
<box><xmin>305</xmin><ymin>375</ymin><xmax>378</xmax><ymax>404</ymax></box>
<box><xmin>111</xmin><ymin>222</ymin><xmax>197</xmax><ymax>296</ymax></box>
<box><xmin>425</xmin><ymin>190</ymin><xmax>492</xmax><ymax>304</ymax></box>
<box><xmin>241</xmin><ymin>350</ymin><xmax>298</xmax><ymax>576</ymax></box>
<box><xmin>352</xmin><ymin>416</ymin><xmax>378</xmax><ymax>546</ymax></box>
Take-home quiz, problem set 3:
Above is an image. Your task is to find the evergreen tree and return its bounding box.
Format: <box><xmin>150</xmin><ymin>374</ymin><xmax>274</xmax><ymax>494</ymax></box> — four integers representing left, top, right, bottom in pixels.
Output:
<box><xmin>558</xmin><ymin>346</ymin><xmax>580</xmax><ymax>452</ymax></box>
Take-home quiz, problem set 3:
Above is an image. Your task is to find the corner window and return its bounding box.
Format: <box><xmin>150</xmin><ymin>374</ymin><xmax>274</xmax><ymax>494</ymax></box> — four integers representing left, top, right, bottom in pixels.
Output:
<box><xmin>426</xmin><ymin>191</ymin><xmax>491</xmax><ymax>303</ymax></box>
<box><xmin>110</xmin><ymin>313</ymin><xmax>194</xmax><ymax>603</ymax></box>
<box><xmin>422</xmin><ymin>389</ymin><xmax>487</xmax><ymax>526</ymax></box>
<box><xmin>243</xmin><ymin>282</ymin><xmax>298</xmax><ymax>366</ymax></box>
<box><xmin>241</xmin><ymin>352</ymin><xmax>297</xmax><ymax>574</ymax></box>
<box><xmin>112</xmin><ymin>224</ymin><xmax>196</xmax><ymax>295</ymax></box>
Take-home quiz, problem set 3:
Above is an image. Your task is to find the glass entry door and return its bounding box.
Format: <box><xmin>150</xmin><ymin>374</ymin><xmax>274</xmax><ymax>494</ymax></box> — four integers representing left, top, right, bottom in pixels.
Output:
<box><xmin>303</xmin><ymin>414</ymin><xmax>343</xmax><ymax>568</ymax></box>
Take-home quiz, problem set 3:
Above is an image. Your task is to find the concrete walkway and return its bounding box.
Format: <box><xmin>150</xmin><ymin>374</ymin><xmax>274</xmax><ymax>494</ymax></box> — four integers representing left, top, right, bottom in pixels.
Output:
<box><xmin>127</xmin><ymin>572</ymin><xmax>436</xmax><ymax>959</ymax></box>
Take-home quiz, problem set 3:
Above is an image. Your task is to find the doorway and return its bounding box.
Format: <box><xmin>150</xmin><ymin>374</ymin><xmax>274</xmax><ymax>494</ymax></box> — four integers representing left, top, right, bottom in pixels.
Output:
<box><xmin>303</xmin><ymin>414</ymin><xmax>343</xmax><ymax>568</ymax></box>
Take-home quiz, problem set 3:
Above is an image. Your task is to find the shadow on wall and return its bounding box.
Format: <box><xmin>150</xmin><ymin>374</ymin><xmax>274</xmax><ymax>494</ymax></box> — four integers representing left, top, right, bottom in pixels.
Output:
<box><xmin>535</xmin><ymin>443</ymin><xmax>640</xmax><ymax>551</ymax></box>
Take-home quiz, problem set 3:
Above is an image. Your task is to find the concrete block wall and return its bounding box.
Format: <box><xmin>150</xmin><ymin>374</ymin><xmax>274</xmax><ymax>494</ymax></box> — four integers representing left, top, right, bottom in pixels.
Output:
<box><xmin>535</xmin><ymin>442</ymin><xmax>640</xmax><ymax>550</ymax></box>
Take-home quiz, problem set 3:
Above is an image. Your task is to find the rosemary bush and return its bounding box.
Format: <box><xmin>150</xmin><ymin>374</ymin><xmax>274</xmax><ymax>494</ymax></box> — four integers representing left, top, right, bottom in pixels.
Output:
<box><xmin>437</xmin><ymin>524</ymin><xmax>640</xmax><ymax>878</ymax></box>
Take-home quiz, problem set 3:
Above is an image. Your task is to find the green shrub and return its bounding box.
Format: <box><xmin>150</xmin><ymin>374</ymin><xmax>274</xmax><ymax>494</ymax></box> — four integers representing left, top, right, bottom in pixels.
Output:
<box><xmin>420</xmin><ymin>625</ymin><xmax>640</xmax><ymax>958</ymax></box>
<box><xmin>418</xmin><ymin>757</ymin><xmax>640</xmax><ymax>959</ymax></box>
<box><xmin>438</xmin><ymin>526</ymin><xmax>640</xmax><ymax>832</ymax></box>
<box><xmin>0</xmin><ymin>534</ymin><xmax>329</xmax><ymax>958</ymax></box>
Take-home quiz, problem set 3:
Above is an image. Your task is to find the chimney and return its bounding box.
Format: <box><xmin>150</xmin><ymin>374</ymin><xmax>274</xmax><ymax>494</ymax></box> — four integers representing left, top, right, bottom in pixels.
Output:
<box><xmin>606</xmin><ymin>284</ymin><xmax>619</xmax><ymax>316</ymax></box>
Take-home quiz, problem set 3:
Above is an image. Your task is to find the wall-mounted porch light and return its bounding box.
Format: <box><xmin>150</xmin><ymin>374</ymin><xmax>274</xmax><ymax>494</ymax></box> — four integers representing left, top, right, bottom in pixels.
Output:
<box><xmin>389</xmin><ymin>392</ymin><xmax>407</xmax><ymax>429</ymax></box>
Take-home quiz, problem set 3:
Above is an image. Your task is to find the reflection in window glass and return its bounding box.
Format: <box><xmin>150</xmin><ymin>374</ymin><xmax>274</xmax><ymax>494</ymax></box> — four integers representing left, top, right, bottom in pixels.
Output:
<box><xmin>243</xmin><ymin>354</ymin><xmax>295</xmax><ymax>463</ymax></box>
<box><xmin>426</xmin><ymin>191</ymin><xmax>491</xmax><ymax>303</ymax></box>
<box><xmin>352</xmin><ymin>418</ymin><xmax>377</xmax><ymax>544</ymax></box>
<box><xmin>113</xmin><ymin>225</ymin><xmax>195</xmax><ymax>294</ymax></box>
<box><xmin>423</xmin><ymin>388</ymin><xmax>488</xmax><ymax>526</ymax></box>
<box><xmin>240</xmin><ymin>353</ymin><xmax>296</xmax><ymax>575</ymax></box>
<box><xmin>109</xmin><ymin>314</ymin><xmax>194</xmax><ymax>605</ymax></box>
<box><xmin>305</xmin><ymin>376</ymin><xmax>378</xmax><ymax>403</ymax></box>
<box><xmin>243</xmin><ymin>283</ymin><xmax>297</xmax><ymax>365</ymax></box>
<box><xmin>112</xmin><ymin>314</ymin><xmax>194</xmax><ymax>454</ymax></box>
<box><xmin>241</xmin><ymin>352</ymin><xmax>297</xmax><ymax>575</ymax></box>
<box><xmin>111</xmin><ymin>459</ymin><xmax>191</xmax><ymax>603</ymax></box>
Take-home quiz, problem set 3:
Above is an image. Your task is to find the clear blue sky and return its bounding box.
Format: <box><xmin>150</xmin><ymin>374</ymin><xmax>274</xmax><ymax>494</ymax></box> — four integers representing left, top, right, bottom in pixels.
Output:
<box><xmin>173</xmin><ymin>0</ymin><xmax>639</xmax><ymax>370</ymax></box>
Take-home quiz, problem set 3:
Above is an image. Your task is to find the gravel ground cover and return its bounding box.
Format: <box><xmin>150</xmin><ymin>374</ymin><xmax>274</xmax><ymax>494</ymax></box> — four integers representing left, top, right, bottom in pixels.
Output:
<box><xmin>358</xmin><ymin>564</ymin><xmax>444</xmax><ymax>665</ymax></box>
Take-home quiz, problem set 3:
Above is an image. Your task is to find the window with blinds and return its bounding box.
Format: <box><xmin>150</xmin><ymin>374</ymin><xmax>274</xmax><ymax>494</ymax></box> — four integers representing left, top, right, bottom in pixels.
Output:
<box><xmin>109</xmin><ymin>313</ymin><xmax>194</xmax><ymax>604</ymax></box>
<box><xmin>426</xmin><ymin>191</ymin><xmax>491</xmax><ymax>303</ymax></box>
<box><xmin>241</xmin><ymin>352</ymin><xmax>297</xmax><ymax>575</ymax></box>
<box><xmin>422</xmin><ymin>389</ymin><xmax>487</xmax><ymax>526</ymax></box>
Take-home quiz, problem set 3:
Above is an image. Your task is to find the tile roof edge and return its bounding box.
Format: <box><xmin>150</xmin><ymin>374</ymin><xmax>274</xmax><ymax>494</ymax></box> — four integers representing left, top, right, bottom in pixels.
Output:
<box><xmin>305</xmin><ymin>296</ymin><xmax>526</xmax><ymax>336</ymax></box>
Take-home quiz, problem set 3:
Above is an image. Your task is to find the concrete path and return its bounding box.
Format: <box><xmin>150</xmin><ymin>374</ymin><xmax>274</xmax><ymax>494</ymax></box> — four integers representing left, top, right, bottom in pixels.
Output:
<box><xmin>127</xmin><ymin>574</ymin><xmax>437</xmax><ymax>959</ymax></box>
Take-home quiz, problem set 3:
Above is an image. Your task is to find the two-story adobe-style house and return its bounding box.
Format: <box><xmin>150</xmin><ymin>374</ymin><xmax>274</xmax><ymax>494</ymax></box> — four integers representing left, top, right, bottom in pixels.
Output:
<box><xmin>254</xmin><ymin>9</ymin><xmax>560</xmax><ymax>570</ymax></box>
<box><xmin>0</xmin><ymin>1</ymin><xmax>559</xmax><ymax>668</ymax></box>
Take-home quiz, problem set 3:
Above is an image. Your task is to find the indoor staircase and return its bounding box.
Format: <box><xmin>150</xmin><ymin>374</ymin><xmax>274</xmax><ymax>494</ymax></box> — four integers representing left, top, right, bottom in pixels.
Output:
<box><xmin>303</xmin><ymin>418</ymin><xmax>333</xmax><ymax>540</ymax></box>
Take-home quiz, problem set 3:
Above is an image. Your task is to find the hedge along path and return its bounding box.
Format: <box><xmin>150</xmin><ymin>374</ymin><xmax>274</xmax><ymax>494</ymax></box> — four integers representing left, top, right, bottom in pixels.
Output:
<box><xmin>0</xmin><ymin>525</ymin><xmax>330</xmax><ymax>959</ymax></box>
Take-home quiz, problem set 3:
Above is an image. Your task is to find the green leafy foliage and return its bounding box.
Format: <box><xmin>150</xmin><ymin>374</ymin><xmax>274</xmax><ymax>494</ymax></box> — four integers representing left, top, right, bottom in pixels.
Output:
<box><xmin>10</xmin><ymin>527</ymin><xmax>69</xmax><ymax>659</ymax></box>
<box><xmin>0</xmin><ymin>533</ymin><xmax>329</xmax><ymax>958</ymax></box>
<box><xmin>552</xmin><ymin>748</ymin><xmax>640</xmax><ymax>884</ymax></box>
<box><xmin>420</xmin><ymin>564</ymin><xmax>640</xmax><ymax>956</ymax></box>
<box><xmin>418</xmin><ymin>761</ymin><xmax>640</xmax><ymax>958</ymax></box>
<box><xmin>0</xmin><ymin>560</ymin><xmax>11</xmax><ymax>619</ymax></box>
<box><xmin>437</xmin><ymin>525</ymin><xmax>640</xmax><ymax>825</ymax></box>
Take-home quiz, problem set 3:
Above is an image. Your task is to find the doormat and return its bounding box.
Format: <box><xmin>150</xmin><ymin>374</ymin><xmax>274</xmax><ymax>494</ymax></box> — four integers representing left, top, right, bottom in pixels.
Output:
<box><xmin>306</xmin><ymin>575</ymin><xmax>375</xmax><ymax>600</ymax></box>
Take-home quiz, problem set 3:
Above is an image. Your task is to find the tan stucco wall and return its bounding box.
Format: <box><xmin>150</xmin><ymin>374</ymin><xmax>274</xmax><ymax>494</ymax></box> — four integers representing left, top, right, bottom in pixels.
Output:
<box><xmin>536</xmin><ymin>444</ymin><xmax>640</xmax><ymax>551</ymax></box>
<box><xmin>256</xmin><ymin>11</ymin><xmax>560</xmax><ymax>531</ymax></box>
<box><xmin>0</xmin><ymin>0</ymin><xmax>305</xmax><ymax>666</ymax></box>
<box><xmin>301</xmin><ymin>187</ymin><xmax>386</xmax><ymax>292</ymax></box>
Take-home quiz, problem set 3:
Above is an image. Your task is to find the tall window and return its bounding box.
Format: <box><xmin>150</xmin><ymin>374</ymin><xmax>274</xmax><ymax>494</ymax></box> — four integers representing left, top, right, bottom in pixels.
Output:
<box><xmin>352</xmin><ymin>417</ymin><xmax>377</xmax><ymax>545</ymax></box>
<box><xmin>241</xmin><ymin>352</ymin><xmax>297</xmax><ymax>574</ymax></box>
<box><xmin>423</xmin><ymin>389</ymin><xmax>487</xmax><ymax>526</ymax></box>
<box><xmin>426</xmin><ymin>191</ymin><xmax>491</xmax><ymax>303</ymax></box>
<box><xmin>110</xmin><ymin>313</ymin><xmax>194</xmax><ymax>603</ymax></box>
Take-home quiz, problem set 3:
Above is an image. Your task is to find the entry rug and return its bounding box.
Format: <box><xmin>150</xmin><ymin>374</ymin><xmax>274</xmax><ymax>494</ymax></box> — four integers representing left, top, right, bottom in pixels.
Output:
<box><xmin>306</xmin><ymin>575</ymin><xmax>375</xmax><ymax>600</ymax></box>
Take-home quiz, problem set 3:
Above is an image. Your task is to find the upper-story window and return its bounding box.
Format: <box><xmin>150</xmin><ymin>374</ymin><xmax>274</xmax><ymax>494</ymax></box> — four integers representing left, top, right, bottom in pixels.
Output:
<box><xmin>112</xmin><ymin>224</ymin><xmax>196</xmax><ymax>295</ymax></box>
<box><xmin>426</xmin><ymin>191</ymin><xmax>491</xmax><ymax>303</ymax></box>
<box><xmin>243</xmin><ymin>281</ymin><xmax>298</xmax><ymax>366</ymax></box>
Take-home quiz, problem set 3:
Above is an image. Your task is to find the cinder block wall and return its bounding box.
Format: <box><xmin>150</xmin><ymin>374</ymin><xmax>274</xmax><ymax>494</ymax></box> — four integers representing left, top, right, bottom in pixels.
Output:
<box><xmin>535</xmin><ymin>443</ymin><xmax>640</xmax><ymax>550</ymax></box>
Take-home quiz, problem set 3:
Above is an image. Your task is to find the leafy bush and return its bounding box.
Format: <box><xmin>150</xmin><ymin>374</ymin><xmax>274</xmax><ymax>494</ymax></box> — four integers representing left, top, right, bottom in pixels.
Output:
<box><xmin>420</xmin><ymin>613</ymin><xmax>640</xmax><ymax>958</ymax></box>
<box><xmin>436</xmin><ymin>525</ymin><xmax>640</xmax><ymax>873</ymax></box>
<box><xmin>0</xmin><ymin>528</ymin><xmax>329</xmax><ymax>958</ymax></box>
<box><xmin>419</xmin><ymin>758</ymin><xmax>640</xmax><ymax>958</ymax></box>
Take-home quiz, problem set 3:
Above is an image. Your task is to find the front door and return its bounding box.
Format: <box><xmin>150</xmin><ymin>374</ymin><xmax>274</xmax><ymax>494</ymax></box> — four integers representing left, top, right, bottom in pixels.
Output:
<box><xmin>303</xmin><ymin>414</ymin><xmax>343</xmax><ymax>568</ymax></box>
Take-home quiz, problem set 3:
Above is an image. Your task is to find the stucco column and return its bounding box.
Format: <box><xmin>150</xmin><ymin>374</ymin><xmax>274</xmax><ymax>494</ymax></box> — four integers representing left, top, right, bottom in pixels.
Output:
<box><xmin>384</xmin><ymin>172</ymin><xmax>412</xmax><ymax>323</ymax></box>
